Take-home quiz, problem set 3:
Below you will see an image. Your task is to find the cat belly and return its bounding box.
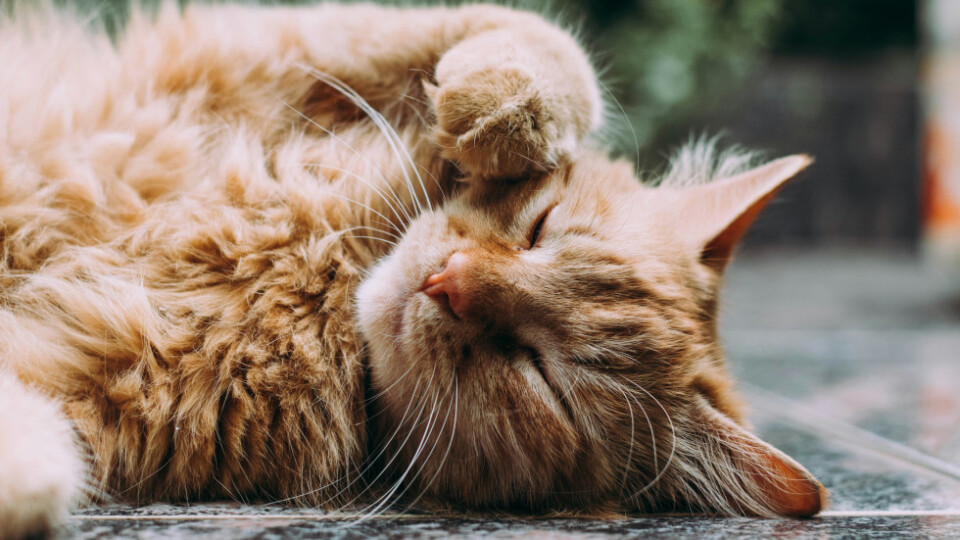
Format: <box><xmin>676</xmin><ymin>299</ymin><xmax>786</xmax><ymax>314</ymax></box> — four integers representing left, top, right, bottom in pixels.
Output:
<box><xmin>62</xmin><ymin>224</ymin><xmax>370</xmax><ymax>504</ymax></box>
<box><xmin>1</xmin><ymin>164</ymin><xmax>376</xmax><ymax>505</ymax></box>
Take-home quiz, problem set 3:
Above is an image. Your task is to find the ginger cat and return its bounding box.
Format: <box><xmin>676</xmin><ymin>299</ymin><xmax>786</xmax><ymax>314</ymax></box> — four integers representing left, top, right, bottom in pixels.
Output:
<box><xmin>0</xmin><ymin>2</ymin><xmax>824</xmax><ymax>537</ymax></box>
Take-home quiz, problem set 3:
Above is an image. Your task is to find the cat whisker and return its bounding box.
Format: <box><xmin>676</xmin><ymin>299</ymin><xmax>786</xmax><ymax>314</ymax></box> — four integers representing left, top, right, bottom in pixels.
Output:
<box><xmin>279</xmin><ymin>100</ymin><xmax>415</xmax><ymax>225</ymax></box>
<box><xmin>415</xmin><ymin>158</ymin><xmax>446</xmax><ymax>202</ymax></box>
<box><xmin>297</xmin><ymin>65</ymin><xmax>433</xmax><ymax>218</ymax></box>
<box><xmin>342</xmin><ymin>236</ymin><xmax>399</xmax><ymax>248</ymax></box>
<box><xmin>361</xmin><ymin>356</ymin><xmax>421</xmax><ymax>406</ymax></box>
<box><xmin>630</xmin><ymin>391</ymin><xmax>658</xmax><ymax>485</ymax></box>
<box><xmin>397</xmin><ymin>92</ymin><xmax>431</xmax><ymax>124</ymax></box>
<box><xmin>508</xmin><ymin>149</ymin><xmax>544</xmax><ymax>169</ymax></box>
<box><xmin>598</xmin><ymin>80</ymin><xmax>640</xmax><ymax>169</ymax></box>
<box><xmin>212</xmin><ymin>475</ymin><xmax>244</xmax><ymax>505</ymax></box>
<box><xmin>302</xmin><ymin>163</ymin><xmax>410</xmax><ymax>232</ymax></box>
<box><xmin>338</xmin><ymin>365</ymin><xmax>438</xmax><ymax>516</ymax></box>
<box><xmin>334</xmin><ymin>225</ymin><xmax>402</xmax><ymax>242</ymax></box>
<box><xmin>354</xmin><ymin>365</ymin><xmax>442</xmax><ymax>520</ymax></box>
<box><xmin>366</xmin><ymin>393</ymin><xmax>441</xmax><ymax>516</ymax></box>
<box><xmin>619</xmin><ymin>376</ymin><xmax>677</xmax><ymax>500</ymax></box>
<box><xmin>271</xmin><ymin>368</ymin><xmax>432</xmax><ymax>508</ymax></box>
<box><xmin>365</xmin><ymin>325</ymin><xmax>406</xmax><ymax>343</ymax></box>
<box><xmin>116</xmin><ymin>442</ymin><xmax>176</xmax><ymax>498</ymax></box>
<box><xmin>397</xmin><ymin>87</ymin><xmax>430</xmax><ymax>107</ymax></box>
<box><xmin>558</xmin><ymin>362</ymin><xmax>585</xmax><ymax>404</ymax></box>
<box><xmin>307</xmin><ymin>168</ymin><xmax>408</xmax><ymax>232</ymax></box>
<box><xmin>390</xmin><ymin>378</ymin><xmax>456</xmax><ymax>513</ymax></box>
<box><xmin>616</xmin><ymin>384</ymin><xmax>636</xmax><ymax>492</ymax></box>
<box><xmin>402</xmin><ymin>372</ymin><xmax>458</xmax><ymax>513</ymax></box>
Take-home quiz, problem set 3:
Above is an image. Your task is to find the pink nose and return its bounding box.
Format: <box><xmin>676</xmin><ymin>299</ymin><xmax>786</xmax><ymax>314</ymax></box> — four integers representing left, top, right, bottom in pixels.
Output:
<box><xmin>420</xmin><ymin>252</ymin><xmax>471</xmax><ymax>318</ymax></box>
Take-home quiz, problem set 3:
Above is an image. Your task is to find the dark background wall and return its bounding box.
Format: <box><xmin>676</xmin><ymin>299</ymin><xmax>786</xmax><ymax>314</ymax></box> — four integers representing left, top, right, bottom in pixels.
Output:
<box><xmin>712</xmin><ymin>56</ymin><xmax>918</xmax><ymax>247</ymax></box>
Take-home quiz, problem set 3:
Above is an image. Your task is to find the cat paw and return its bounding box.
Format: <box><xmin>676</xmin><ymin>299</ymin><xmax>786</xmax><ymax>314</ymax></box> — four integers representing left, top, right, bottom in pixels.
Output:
<box><xmin>0</xmin><ymin>375</ymin><xmax>85</xmax><ymax>539</ymax></box>
<box><xmin>428</xmin><ymin>67</ymin><xmax>577</xmax><ymax>181</ymax></box>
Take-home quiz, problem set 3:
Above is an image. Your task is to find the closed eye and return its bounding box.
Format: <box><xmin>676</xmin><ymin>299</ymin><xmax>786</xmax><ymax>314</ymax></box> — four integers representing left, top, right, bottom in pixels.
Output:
<box><xmin>528</xmin><ymin>206</ymin><xmax>554</xmax><ymax>249</ymax></box>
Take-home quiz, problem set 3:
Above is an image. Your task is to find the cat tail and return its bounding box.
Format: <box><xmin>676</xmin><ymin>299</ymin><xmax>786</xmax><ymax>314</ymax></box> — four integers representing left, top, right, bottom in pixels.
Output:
<box><xmin>0</xmin><ymin>370</ymin><xmax>88</xmax><ymax>539</ymax></box>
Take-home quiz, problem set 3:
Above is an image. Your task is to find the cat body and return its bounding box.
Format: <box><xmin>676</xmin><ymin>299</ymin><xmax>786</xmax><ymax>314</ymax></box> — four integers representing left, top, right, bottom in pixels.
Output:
<box><xmin>0</xmin><ymin>3</ymin><xmax>822</xmax><ymax>537</ymax></box>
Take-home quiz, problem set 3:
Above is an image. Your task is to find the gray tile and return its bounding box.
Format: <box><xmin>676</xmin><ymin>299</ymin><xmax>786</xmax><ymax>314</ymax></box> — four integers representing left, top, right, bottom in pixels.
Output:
<box><xmin>63</xmin><ymin>515</ymin><xmax>960</xmax><ymax>539</ymax></box>
<box><xmin>721</xmin><ymin>249</ymin><xmax>960</xmax><ymax>473</ymax></box>
<box><xmin>726</xmin><ymin>329</ymin><xmax>960</xmax><ymax>466</ymax></box>
<box><xmin>72</xmin><ymin>502</ymin><xmax>338</xmax><ymax>518</ymax></box>
<box><xmin>722</xmin><ymin>247</ymin><xmax>959</xmax><ymax>331</ymax></box>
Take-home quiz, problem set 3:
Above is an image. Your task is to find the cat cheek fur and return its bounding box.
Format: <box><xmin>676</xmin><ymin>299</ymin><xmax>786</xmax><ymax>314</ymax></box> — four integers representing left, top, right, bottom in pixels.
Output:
<box><xmin>356</xmin><ymin>187</ymin><xmax>592</xmax><ymax>507</ymax></box>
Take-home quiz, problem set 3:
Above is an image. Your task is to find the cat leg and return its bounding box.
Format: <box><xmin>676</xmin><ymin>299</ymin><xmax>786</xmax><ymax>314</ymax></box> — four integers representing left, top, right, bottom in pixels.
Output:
<box><xmin>161</xmin><ymin>4</ymin><xmax>600</xmax><ymax>180</ymax></box>
<box><xmin>0</xmin><ymin>372</ymin><xmax>86</xmax><ymax>539</ymax></box>
<box><xmin>427</xmin><ymin>6</ymin><xmax>603</xmax><ymax>180</ymax></box>
<box><xmin>278</xmin><ymin>4</ymin><xmax>603</xmax><ymax>180</ymax></box>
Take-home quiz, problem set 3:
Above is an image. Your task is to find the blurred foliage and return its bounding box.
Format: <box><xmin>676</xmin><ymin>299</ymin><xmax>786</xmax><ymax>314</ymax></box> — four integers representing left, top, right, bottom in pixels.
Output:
<box><xmin>563</xmin><ymin>0</ymin><xmax>784</xmax><ymax>159</ymax></box>
<box><xmin>12</xmin><ymin>0</ymin><xmax>918</xmax><ymax>166</ymax></box>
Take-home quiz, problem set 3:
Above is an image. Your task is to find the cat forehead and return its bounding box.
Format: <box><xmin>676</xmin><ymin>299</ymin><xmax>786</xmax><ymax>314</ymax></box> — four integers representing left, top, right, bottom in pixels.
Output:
<box><xmin>453</xmin><ymin>166</ymin><xmax>684</xmax><ymax>261</ymax></box>
<box><xmin>455</xmin><ymin>159</ymin><xmax>639</xmax><ymax>218</ymax></box>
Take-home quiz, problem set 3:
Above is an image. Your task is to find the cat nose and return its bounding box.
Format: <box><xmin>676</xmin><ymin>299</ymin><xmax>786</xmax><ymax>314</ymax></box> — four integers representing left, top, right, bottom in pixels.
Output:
<box><xmin>420</xmin><ymin>252</ymin><xmax>471</xmax><ymax>318</ymax></box>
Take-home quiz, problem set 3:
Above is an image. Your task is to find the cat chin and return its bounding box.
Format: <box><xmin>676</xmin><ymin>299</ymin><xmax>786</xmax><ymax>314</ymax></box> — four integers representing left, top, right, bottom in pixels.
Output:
<box><xmin>354</xmin><ymin>238</ymin><xmax>449</xmax><ymax>384</ymax></box>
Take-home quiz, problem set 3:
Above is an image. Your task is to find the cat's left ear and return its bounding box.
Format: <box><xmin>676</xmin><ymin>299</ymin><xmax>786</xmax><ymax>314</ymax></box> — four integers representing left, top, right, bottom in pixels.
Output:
<box><xmin>671</xmin><ymin>155</ymin><xmax>812</xmax><ymax>272</ymax></box>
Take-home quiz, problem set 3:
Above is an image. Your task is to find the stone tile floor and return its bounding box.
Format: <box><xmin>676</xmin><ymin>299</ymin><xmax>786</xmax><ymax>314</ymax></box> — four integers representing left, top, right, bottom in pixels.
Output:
<box><xmin>65</xmin><ymin>247</ymin><xmax>960</xmax><ymax>538</ymax></box>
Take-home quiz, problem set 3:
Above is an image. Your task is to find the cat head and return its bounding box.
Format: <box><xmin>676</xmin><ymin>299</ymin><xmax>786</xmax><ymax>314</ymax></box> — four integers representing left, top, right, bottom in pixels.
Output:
<box><xmin>355</xmin><ymin>145</ymin><xmax>825</xmax><ymax>517</ymax></box>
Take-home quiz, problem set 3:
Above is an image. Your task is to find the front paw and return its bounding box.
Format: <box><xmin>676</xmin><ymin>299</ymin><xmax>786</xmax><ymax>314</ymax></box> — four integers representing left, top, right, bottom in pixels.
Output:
<box><xmin>428</xmin><ymin>67</ymin><xmax>575</xmax><ymax>180</ymax></box>
<box><xmin>0</xmin><ymin>375</ymin><xmax>84</xmax><ymax>539</ymax></box>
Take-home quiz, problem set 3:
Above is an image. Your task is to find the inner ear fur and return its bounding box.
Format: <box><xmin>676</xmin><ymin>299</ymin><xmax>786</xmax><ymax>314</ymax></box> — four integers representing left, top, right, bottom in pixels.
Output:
<box><xmin>671</xmin><ymin>155</ymin><xmax>812</xmax><ymax>272</ymax></box>
<box><xmin>690</xmin><ymin>397</ymin><xmax>827</xmax><ymax>518</ymax></box>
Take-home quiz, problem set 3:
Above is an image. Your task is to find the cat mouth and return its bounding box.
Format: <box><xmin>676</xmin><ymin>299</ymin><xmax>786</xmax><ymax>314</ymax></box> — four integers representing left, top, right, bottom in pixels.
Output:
<box><xmin>402</xmin><ymin>292</ymin><xmax>575</xmax><ymax>425</ymax></box>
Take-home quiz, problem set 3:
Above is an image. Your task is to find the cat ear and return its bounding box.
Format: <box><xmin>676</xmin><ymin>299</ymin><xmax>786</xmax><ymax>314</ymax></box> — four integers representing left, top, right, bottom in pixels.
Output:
<box><xmin>689</xmin><ymin>398</ymin><xmax>826</xmax><ymax>517</ymax></box>
<box><xmin>671</xmin><ymin>155</ymin><xmax>812</xmax><ymax>271</ymax></box>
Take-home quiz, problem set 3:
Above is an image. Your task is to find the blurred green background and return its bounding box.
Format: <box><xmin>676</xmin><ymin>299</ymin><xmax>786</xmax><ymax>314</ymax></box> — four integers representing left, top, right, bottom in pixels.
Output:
<box><xmin>16</xmin><ymin>0</ymin><xmax>920</xmax><ymax>248</ymax></box>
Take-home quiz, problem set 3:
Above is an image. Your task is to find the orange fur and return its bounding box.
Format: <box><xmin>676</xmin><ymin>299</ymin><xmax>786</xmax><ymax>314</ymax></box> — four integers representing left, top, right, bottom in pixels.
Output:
<box><xmin>0</xmin><ymin>3</ymin><xmax>822</xmax><ymax>537</ymax></box>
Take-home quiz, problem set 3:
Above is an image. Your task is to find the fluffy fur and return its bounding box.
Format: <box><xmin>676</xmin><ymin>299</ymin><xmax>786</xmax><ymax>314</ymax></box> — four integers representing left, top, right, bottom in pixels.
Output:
<box><xmin>0</xmin><ymin>2</ymin><xmax>823</xmax><ymax>537</ymax></box>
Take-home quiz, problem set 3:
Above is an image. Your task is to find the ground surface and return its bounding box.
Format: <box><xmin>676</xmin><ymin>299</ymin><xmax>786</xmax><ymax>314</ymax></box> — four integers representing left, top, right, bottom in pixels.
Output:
<box><xmin>65</xmin><ymin>247</ymin><xmax>960</xmax><ymax>538</ymax></box>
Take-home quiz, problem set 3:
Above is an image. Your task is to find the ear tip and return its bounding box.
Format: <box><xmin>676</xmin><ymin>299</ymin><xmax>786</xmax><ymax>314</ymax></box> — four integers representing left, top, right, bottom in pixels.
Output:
<box><xmin>818</xmin><ymin>482</ymin><xmax>831</xmax><ymax>511</ymax></box>
<box><xmin>786</xmin><ymin>153</ymin><xmax>815</xmax><ymax>171</ymax></box>
<box><xmin>777</xmin><ymin>478</ymin><xmax>829</xmax><ymax>518</ymax></box>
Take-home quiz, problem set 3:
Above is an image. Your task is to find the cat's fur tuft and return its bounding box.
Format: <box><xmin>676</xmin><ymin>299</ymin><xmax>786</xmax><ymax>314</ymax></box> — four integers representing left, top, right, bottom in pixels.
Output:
<box><xmin>657</xmin><ymin>136</ymin><xmax>760</xmax><ymax>188</ymax></box>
